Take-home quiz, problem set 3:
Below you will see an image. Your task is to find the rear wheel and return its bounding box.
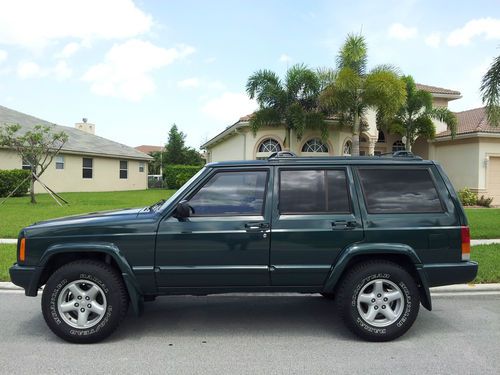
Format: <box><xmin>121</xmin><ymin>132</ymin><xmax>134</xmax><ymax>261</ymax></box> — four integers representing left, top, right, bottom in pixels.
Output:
<box><xmin>336</xmin><ymin>260</ymin><xmax>420</xmax><ymax>341</ymax></box>
<box><xmin>41</xmin><ymin>259</ymin><xmax>128</xmax><ymax>343</ymax></box>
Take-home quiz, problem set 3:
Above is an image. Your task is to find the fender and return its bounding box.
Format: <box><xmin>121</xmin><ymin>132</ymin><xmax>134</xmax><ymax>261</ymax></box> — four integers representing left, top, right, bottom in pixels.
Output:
<box><xmin>29</xmin><ymin>242</ymin><xmax>144</xmax><ymax>316</ymax></box>
<box><xmin>322</xmin><ymin>242</ymin><xmax>432</xmax><ymax>311</ymax></box>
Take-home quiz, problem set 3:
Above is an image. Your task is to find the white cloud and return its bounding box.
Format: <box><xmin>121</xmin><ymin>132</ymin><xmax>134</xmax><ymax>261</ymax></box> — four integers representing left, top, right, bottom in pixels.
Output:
<box><xmin>202</xmin><ymin>92</ymin><xmax>257</xmax><ymax>124</ymax></box>
<box><xmin>279</xmin><ymin>54</ymin><xmax>292</xmax><ymax>63</ymax></box>
<box><xmin>177</xmin><ymin>77</ymin><xmax>200</xmax><ymax>88</ymax></box>
<box><xmin>54</xmin><ymin>61</ymin><xmax>72</xmax><ymax>80</ymax></box>
<box><xmin>17</xmin><ymin>61</ymin><xmax>46</xmax><ymax>79</ymax></box>
<box><xmin>388</xmin><ymin>23</ymin><xmax>418</xmax><ymax>40</ymax></box>
<box><xmin>425</xmin><ymin>33</ymin><xmax>441</xmax><ymax>48</ymax></box>
<box><xmin>56</xmin><ymin>42</ymin><xmax>81</xmax><ymax>58</ymax></box>
<box><xmin>0</xmin><ymin>49</ymin><xmax>7</xmax><ymax>64</ymax></box>
<box><xmin>447</xmin><ymin>18</ymin><xmax>500</xmax><ymax>46</ymax></box>
<box><xmin>0</xmin><ymin>0</ymin><xmax>152</xmax><ymax>49</ymax></box>
<box><xmin>204</xmin><ymin>57</ymin><xmax>216</xmax><ymax>64</ymax></box>
<box><xmin>82</xmin><ymin>39</ymin><xmax>195</xmax><ymax>101</ymax></box>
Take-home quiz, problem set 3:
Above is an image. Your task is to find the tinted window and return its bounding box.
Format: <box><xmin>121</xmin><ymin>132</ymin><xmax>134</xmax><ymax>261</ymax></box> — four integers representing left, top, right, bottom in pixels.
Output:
<box><xmin>189</xmin><ymin>171</ymin><xmax>268</xmax><ymax>216</ymax></box>
<box><xmin>280</xmin><ymin>170</ymin><xmax>350</xmax><ymax>214</ymax></box>
<box><xmin>358</xmin><ymin>168</ymin><xmax>443</xmax><ymax>213</ymax></box>
<box><xmin>119</xmin><ymin>160</ymin><xmax>128</xmax><ymax>179</ymax></box>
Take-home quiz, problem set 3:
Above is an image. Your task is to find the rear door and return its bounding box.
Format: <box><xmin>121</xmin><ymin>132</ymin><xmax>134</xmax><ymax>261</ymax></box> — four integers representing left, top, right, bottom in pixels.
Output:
<box><xmin>270</xmin><ymin>166</ymin><xmax>364</xmax><ymax>286</ymax></box>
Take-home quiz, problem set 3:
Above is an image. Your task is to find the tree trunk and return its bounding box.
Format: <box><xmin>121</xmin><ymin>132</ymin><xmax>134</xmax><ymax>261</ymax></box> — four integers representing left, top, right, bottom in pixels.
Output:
<box><xmin>30</xmin><ymin>175</ymin><xmax>36</xmax><ymax>204</ymax></box>
<box><xmin>405</xmin><ymin>131</ymin><xmax>412</xmax><ymax>152</ymax></box>
<box><xmin>352</xmin><ymin>110</ymin><xmax>360</xmax><ymax>156</ymax></box>
<box><xmin>284</xmin><ymin>127</ymin><xmax>291</xmax><ymax>151</ymax></box>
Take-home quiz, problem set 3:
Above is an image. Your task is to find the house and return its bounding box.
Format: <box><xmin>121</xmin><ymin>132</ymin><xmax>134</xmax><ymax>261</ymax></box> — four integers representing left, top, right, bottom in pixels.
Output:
<box><xmin>201</xmin><ymin>84</ymin><xmax>500</xmax><ymax>204</ymax></box>
<box><xmin>0</xmin><ymin>105</ymin><xmax>152</xmax><ymax>193</ymax></box>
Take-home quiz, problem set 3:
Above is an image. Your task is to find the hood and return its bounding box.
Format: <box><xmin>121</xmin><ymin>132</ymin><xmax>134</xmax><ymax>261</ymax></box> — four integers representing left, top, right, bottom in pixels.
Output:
<box><xmin>30</xmin><ymin>207</ymin><xmax>145</xmax><ymax>227</ymax></box>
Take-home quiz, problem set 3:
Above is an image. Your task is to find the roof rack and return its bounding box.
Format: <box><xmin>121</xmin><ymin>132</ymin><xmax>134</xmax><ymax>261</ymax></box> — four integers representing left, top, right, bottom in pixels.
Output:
<box><xmin>378</xmin><ymin>151</ymin><xmax>421</xmax><ymax>159</ymax></box>
<box><xmin>268</xmin><ymin>151</ymin><xmax>297</xmax><ymax>159</ymax></box>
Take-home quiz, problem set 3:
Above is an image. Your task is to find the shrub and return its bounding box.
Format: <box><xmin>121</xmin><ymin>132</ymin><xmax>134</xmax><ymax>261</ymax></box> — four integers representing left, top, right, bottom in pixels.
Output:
<box><xmin>163</xmin><ymin>165</ymin><xmax>203</xmax><ymax>189</ymax></box>
<box><xmin>458</xmin><ymin>187</ymin><xmax>478</xmax><ymax>206</ymax></box>
<box><xmin>0</xmin><ymin>169</ymin><xmax>31</xmax><ymax>197</ymax></box>
<box><xmin>477</xmin><ymin>195</ymin><xmax>493</xmax><ymax>208</ymax></box>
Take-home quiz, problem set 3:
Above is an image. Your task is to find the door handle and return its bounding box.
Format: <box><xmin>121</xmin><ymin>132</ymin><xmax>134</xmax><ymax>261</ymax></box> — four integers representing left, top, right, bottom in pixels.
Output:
<box><xmin>245</xmin><ymin>222</ymin><xmax>269</xmax><ymax>231</ymax></box>
<box><xmin>332</xmin><ymin>220</ymin><xmax>359</xmax><ymax>229</ymax></box>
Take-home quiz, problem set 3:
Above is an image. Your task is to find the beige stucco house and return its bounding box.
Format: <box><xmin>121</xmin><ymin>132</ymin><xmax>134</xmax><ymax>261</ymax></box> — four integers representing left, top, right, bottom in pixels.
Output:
<box><xmin>201</xmin><ymin>84</ymin><xmax>500</xmax><ymax>204</ymax></box>
<box><xmin>0</xmin><ymin>105</ymin><xmax>152</xmax><ymax>193</ymax></box>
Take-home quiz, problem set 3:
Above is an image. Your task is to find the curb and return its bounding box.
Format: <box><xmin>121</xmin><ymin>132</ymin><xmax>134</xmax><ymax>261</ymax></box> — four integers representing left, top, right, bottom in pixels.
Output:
<box><xmin>0</xmin><ymin>239</ymin><xmax>17</xmax><ymax>244</ymax></box>
<box><xmin>1</xmin><ymin>282</ymin><xmax>499</xmax><ymax>293</ymax></box>
<box><xmin>471</xmin><ymin>239</ymin><xmax>500</xmax><ymax>245</ymax></box>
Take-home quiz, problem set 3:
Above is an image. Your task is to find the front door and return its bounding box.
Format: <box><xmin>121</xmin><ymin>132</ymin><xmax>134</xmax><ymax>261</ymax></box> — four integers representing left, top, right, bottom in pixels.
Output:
<box><xmin>155</xmin><ymin>168</ymin><xmax>272</xmax><ymax>289</ymax></box>
<box><xmin>270</xmin><ymin>166</ymin><xmax>364</xmax><ymax>286</ymax></box>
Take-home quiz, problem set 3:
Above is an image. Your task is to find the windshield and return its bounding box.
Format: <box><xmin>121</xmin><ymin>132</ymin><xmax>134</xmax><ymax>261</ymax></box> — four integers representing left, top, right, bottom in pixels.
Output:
<box><xmin>157</xmin><ymin>167</ymin><xmax>207</xmax><ymax>212</ymax></box>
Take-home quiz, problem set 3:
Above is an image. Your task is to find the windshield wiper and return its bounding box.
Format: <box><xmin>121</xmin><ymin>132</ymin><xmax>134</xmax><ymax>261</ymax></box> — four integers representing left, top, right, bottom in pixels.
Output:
<box><xmin>147</xmin><ymin>199</ymin><xmax>166</xmax><ymax>212</ymax></box>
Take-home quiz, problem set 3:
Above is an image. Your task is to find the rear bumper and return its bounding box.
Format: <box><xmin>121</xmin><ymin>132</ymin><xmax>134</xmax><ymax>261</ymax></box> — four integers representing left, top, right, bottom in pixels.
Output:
<box><xmin>423</xmin><ymin>261</ymin><xmax>478</xmax><ymax>287</ymax></box>
<box><xmin>9</xmin><ymin>264</ymin><xmax>40</xmax><ymax>296</ymax></box>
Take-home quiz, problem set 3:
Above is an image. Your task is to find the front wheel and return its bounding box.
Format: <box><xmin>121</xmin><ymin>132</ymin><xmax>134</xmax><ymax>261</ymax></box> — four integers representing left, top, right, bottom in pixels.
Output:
<box><xmin>336</xmin><ymin>260</ymin><xmax>420</xmax><ymax>341</ymax></box>
<box><xmin>41</xmin><ymin>260</ymin><xmax>129</xmax><ymax>343</ymax></box>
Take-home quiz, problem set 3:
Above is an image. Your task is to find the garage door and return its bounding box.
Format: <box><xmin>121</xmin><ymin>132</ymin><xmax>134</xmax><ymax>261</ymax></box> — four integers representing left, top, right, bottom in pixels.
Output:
<box><xmin>488</xmin><ymin>157</ymin><xmax>500</xmax><ymax>205</ymax></box>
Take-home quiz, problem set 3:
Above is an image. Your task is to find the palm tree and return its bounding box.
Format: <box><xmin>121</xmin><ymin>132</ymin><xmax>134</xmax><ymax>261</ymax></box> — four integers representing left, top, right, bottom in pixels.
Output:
<box><xmin>480</xmin><ymin>53</ymin><xmax>500</xmax><ymax>127</ymax></box>
<box><xmin>319</xmin><ymin>33</ymin><xmax>407</xmax><ymax>155</ymax></box>
<box><xmin>246</xmin><ymin>64</ymin><xmax>327</xmax><ymax>149</ymax></box>
<box><xmin>378</xmin><ymin>76</ymin><xmax>457</xmax><ymax>152</ymax></box>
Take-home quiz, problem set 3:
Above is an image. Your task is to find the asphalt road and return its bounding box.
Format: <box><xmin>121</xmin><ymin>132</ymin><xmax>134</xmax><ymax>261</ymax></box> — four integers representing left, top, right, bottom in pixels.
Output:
<box><xmin>0</xmin><ymin>292</ymin><xmax>498</xmax><ymax>375</ymax></box>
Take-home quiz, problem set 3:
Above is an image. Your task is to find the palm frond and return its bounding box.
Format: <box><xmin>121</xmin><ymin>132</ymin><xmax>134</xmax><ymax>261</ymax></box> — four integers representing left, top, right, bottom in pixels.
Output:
<box><xmin>285</xmin><ymin>64</ymin><xmax>321</xmax><ymax>102</ymax></box>
<box><xmin>316</xmin><ymin>67</ymin><xmax>337</xmax><ymax>91</ymax></box>
<box><xmin>337</xmin><ymin>33</ymin><xmax>367</xmax><ymax>76</ymax></box>
<box><xmin>428</xmin><ymin>107</ymin><xmax>457</xmax><ymax>137</ymax></box>
<box><xmin>305</xmin><ymin>112</ymin><xmax>328</xmax><ymax>140</ymax></box>
<box><xmin>414</xmin><ymin>115</ymin><xmax>436</xmax><ymax>139</ymax></box>
<box><xmin>249</xmin><ymin>108</ymin><xmax>282</xmax><ymax>135</ymax></box>
<box><xmin>364</xmin><ymin>69</ymin><xmax>406</xmax><ymax>115</ymax></box>
<box><xmin>246</xmin><ymin>69</ymin><xmax>285</xmax><ymax>107</ymax></box>
<box><xmin>287</xmin><ymin>103</ymin><xmax>306</xmax><ymax>139</ymax></box>
<box><xmin>480</xmin><ymin>54</ymin><xmax>500</xmax><ymax>127</ymax></box>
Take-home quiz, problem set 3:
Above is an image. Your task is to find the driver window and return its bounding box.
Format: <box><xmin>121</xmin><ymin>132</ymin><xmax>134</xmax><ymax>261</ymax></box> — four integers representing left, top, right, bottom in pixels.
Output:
<box><xmin>188</xmin><ymin>170</ymin><xmax>268</xmax><ymax>216</ymax></box>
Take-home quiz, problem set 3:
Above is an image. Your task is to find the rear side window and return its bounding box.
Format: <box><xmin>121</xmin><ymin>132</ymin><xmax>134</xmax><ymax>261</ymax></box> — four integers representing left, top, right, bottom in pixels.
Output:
<box><xmin>188</xmin><ymin>170</ymin><xmax>268</xmax><ymax>216</ymax></box>
<box><xmin>357</xmin><ymin>168</ymin><xmax>443</xmax><ymax>213</ymax></box>
<box><xmin>280</xmin><ymin>170</ymin><xmax>350</xmax><ymax>214</ymax></box>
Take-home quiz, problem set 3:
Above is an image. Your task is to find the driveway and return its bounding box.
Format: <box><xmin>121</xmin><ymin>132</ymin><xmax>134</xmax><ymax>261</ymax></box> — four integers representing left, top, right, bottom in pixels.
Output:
<box><xmin>0</xmin><ymin>292</ymin><xmax>498</xmax><ymax>374</ymax></box>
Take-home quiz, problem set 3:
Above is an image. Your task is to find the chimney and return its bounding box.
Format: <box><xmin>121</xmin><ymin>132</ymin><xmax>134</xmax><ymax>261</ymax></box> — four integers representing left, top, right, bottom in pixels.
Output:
<box><xmin>75</xmin><ymin>118</ymin><xmax>95</xmax><ymax>134</ymax></box>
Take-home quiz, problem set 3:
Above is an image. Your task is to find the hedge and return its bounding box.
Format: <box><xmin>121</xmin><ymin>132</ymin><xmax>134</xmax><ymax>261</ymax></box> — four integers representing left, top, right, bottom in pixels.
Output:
<box><xmin>0</xmin><ymin>169</ymin><xmax>31</xmax><ymax>197</ymax></box>
<box><xmin>163</xmin><ymin>165</ymin><xmax>203</xmax><ymax>189</ymax></box>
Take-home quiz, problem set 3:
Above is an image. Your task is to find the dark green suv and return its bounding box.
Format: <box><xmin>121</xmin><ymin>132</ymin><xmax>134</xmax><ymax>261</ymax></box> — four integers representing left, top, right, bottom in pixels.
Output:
<box><xmin>10</xmin><ymin>152</ymin><xmax>478</xmax><ymax>343</ymax></box>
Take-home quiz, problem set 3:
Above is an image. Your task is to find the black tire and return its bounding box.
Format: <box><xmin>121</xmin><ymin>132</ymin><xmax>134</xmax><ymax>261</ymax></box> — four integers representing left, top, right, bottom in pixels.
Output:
<box><xmin>41</xmin><ymin>259</ymin><xmax>129</xmax><ymax>344</ymax></box>
<box><xmin>335</xmin><ymin>260</ymin><xmax>420</xmax><ymax>342</ymax></box>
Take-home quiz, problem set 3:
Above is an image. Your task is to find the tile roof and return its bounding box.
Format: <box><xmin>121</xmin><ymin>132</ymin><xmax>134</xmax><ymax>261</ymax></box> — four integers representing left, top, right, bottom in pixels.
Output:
<box><xmin>0</xmin><ymin>105</ymin><xmax>152</xmax><ymax>160</ymax></box>
<box><xmin>437</xmin><ymin>107</ymin><xmax>500</xmax><ymax>137</ymax></box>
<box><xmin>135</xmin><ymin>145</ymin><xmax>164</xmax><ymax>154</ymax></box>
<box><xmin>415</xmin><ymin>83</ymin><xmax>461</xmax><ymax>96</ymax></box>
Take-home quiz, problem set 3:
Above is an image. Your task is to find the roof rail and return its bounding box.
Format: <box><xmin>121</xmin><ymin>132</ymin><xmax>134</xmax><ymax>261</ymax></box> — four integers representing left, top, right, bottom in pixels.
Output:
<box><xmin>268</xmin><ymin>151</ymin><xmax>297</xmax><ymax>159</ymax></box>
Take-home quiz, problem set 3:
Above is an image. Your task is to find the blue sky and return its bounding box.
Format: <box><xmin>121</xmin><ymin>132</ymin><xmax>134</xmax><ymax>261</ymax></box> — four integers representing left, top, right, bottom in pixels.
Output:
<box><xmin>0</xmin><ymin>0</ymin><xmax>499</xmax><ymax>149</ymax></box>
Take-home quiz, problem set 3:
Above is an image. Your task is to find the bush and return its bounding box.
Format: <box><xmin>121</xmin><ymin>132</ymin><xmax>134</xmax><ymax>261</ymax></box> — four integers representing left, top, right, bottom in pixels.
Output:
<box><xmin>163</xmin><ymin>165</ymin><xmax>202</xmax><ymax>189</ymax></box>
<box><xmin>0</xmin><ymin>169</ymin><xmax>30</xmax><ymax>197</ymax></box>
<box><xmin>458</xmin><ymin>188</ymin><xmax>478</xmax><ymax>206</ymax></box>
<box><xmin>477</xmin><ymin>195</ymin><xmax>493</xmax><ymax>208</ymax></box>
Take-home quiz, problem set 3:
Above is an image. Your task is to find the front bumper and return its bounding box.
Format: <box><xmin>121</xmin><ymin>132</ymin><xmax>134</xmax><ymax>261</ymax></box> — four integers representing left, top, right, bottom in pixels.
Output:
<box><xmin>9</xmin><ymin>264</ymin><xmax>40</xmax><ymax>296</ymax></box>
<box><xmin>423</xmin><ymin>261</ymin><xmax>478</xmax><ymax>287</ymax></box>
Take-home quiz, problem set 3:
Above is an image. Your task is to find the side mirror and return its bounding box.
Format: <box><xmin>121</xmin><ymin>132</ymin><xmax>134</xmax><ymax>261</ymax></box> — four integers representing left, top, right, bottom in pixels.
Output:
<box><xmin>173</xmin><ymin>200</ymin><xmax>194</xmax><ymax>220</ymax></box>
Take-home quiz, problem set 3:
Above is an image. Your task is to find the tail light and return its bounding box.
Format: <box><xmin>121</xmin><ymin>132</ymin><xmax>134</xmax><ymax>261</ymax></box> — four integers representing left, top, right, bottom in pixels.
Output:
<box><xmin>19</xmin><ymin>237</ymin><xmax>26</xmax><ymax>262</ymax></box>
<box><xmin>461</xmin><ymin>226</ymin><xmax>470</xmax><ymax>261</ymax></box>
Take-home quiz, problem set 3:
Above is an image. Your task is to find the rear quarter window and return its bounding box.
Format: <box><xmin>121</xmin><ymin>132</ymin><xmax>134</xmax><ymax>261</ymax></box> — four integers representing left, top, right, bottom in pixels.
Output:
<box><xmin>357</xmin><ymin>168</ymin><xmax>444</xmax><ymax>214</ymax></box>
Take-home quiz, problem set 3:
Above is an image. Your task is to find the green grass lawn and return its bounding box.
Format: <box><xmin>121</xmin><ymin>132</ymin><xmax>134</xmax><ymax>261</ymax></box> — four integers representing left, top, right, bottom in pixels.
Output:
<box><xmin>465</xmin><ymin>208</ymin><xmax>500</xmax><ymax>239</ymax></box>
<box><xmin>0</xmin><ymin>190</ymin><xmax>176</xmax><ymax>238</ymax></box>
<box><xmin>1</xmin><ymin>243</ymin><xmax>498</xmax><ymax>283</ymax></box>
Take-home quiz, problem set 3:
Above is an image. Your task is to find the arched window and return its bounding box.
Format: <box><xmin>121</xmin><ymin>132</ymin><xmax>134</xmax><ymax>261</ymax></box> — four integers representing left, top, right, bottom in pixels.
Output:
<box><xmin>258</xmin><ymin>138</ymin><xmax>281</xmax><ymax>153</ymax></box>
<box><xmin>360</xmin><ymin>135</ymin><xmax>368</xmax><ymax>143</ymax></box>
<box><xmin>343</xmin><ymin>140</ymin><xmax>352</xmax><ymax>156</ymax></box>
<box><xmin>302</xmin><ymin>138</ymin><xmax>329</xmax><ymax>153</ymax></box>
<box><xmin>377</xmin><ymin>131</ymin><xmax>385</xmax><ymax>143</ymax></box>
<box><xmin>392</xmin><ymin>140</ymin><xmax>405</xmax><ymax>152</ymax></box>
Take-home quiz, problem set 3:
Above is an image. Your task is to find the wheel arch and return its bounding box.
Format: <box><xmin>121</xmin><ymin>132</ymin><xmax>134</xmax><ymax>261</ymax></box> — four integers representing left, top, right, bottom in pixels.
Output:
<box><xmin>323</xmin><ymin>243</ymin><xmax>432</xmax><ymax>310</ymax></box>
<box><xmin>33</xmin><ymin>242</ymin><xmax>144</xmax><ymax>316</ymax></box>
